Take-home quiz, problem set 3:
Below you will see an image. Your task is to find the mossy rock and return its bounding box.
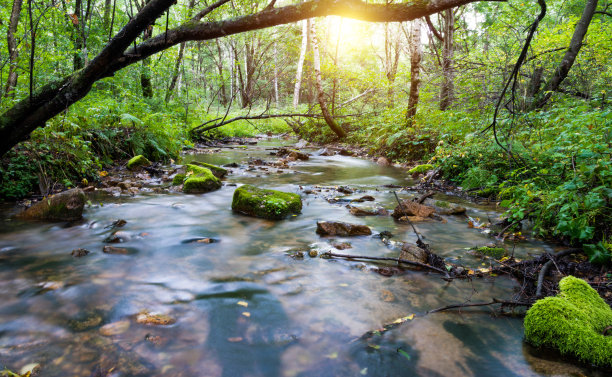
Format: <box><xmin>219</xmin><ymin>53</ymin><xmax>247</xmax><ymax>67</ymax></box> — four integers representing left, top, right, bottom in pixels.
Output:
<box><xmin>127</xmin><ymin>155</ymin><xmax>151</xmax><ymax>170</ymax></box>
<box><xmin>172</xmin><ymin>173</ymin><xmax>186</xmax><ymax>186</ymax></box>
<box><xmin>17</xmin><ymin>188</ymin><xmax>86</xmax><ymax>221</ymax></box>
<box><xmin>190</xmin><ymin>161</ymin><xmax>228</xmax><ymax>178</ymax></box>
<box><xmin>408</xmin><ymin>164</ymin><xmax>434</xmax><ymax>174</ymax></box>
<box><xmin>524</xmin><ymin>276</ymin><xmax>612</xmax><ymax>367</ymax></box>
<box><xmin>182</xmin><ymin>164</ymin><xmax>221</xmax><ymax>193</ymax></box>
<box><xmin>475</xmin><ymin>246</ymin><xmax>506</xmax><ymax>259</ymax></box>
<box><xmin>232</xmin><ymin>184</ymin><xmax>302</xmax><ymax>220</ymax></box>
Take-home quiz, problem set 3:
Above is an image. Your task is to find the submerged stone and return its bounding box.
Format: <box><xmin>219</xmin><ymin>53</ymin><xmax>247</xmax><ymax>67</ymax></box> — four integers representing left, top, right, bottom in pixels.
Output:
<box><xmin>127</xmin><ymin>155</ymin><xmax>151</xmax><ymax>170</ymax></box>
<box><xmin>183</xmin><ymin>164</ymin><xmax>222</xmax><ymax>194</ymax></box>
<box><xmin>316</xmin><ymin>221</ymin><xmax>372</xmax><ymax>236</ymax></box>
<box><xmin>399</xmin><ymin>243</ymin><xmax>428</xmax><ymax>263</ymax></box>
<box><xmin>392</xmin><ymin>200</ymin><xmax>435</xmax><ymax>219</ymax></box>
<box><xmin>231</xmin><ymin>184</ymin><xmax>302</xmax><ymax>220</ymax></box>
<box><xmin>524</xmin><ymin>276</ymin><xmax>612</xmax><ymax>367</ymax></box>
<box><xmin>191</xmin><ymin>161</ymin><xmax>228</xmax><ymax>178</ymax></box>
<box><xmin>17</xmin><ymin>188</ymin><xmax>86</xmax><ymax>221</ymax></box>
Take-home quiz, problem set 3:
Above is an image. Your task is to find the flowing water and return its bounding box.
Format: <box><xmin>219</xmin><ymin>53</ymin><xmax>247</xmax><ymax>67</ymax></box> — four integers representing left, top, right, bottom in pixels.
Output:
<box><xmin>0</xmin><ymin>139</ymin><xmax>605</xmax><ymax>376</ymax></box>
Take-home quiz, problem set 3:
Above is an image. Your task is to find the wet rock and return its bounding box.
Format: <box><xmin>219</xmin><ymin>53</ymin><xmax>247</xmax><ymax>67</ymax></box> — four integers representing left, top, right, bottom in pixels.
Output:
<box><xmin>100</xmin><ymin>320</ymin><xmax>131</xmax><ymax>336</ymax></box>
<box><xmin>136</xmin><ymin>311</ymin><xmax>176</xmax><ymax>326</ymax></box>
<box><xmin>181</xmin><ymin>237</ymin><xmax>219</xmax><ymax>244</ymax></box>
<box><xmin>172</xmin><ymin>173</ymin><xmax>186</xmax><ymax>185</ymax></box>
<box><xmin>318</xmin><ymin>148</ymin><xmax>335</xmax><ymax>156</ymax></box>
<box><xmin>392</xmin><ymin>200</ymin><xmax>435</xmax><ymax>219</ymax></box>
<box><xmin>127</xmin><ymin>155</ymin><xmax>151</xmax><ymax>170</ymax></box>
<box><xmin>423</xmin><ymin>198</ymin><xmax>467</xmax><ymax>215</ymax></box>
<box><xmin>295</xmin><ymin>139</ymin><xmax>309</xmax><ymax>149</ymax></box>
<box><xmin>398</xmin><ymin>215</ymin><xmax>435</xmax><ymax>223</ymax></box>
<box><xmin>106</xmin><ymin>219</ymin><xmax>127</xmax><ymax>229</ymax></box>
<box><xmin>316</xmin><ymin>221</ymin><xmax>372</xmax><ymax>236</ymax></box>
<box><xmin>339</xmin><ymin>149</ymin><xmax>354</xmax><ymax>156</ymax></box>
<box><xmin>232</xmin><ymin>185</ymin><xmax>302</xmax><ymax>220</ymax></box>
<box><xmin>347</xmin><ymin>205</ymin><xmax>389</xmax><ymax>217</ymax></box>
<box><xmin>69</xmin><ymin>310</ymin><xmax>104</xmax><ymax>331</ymax></box>
<box><xmin>19</xmin><ymin>363</ymin><xmax>41</xmax><ymax>376</ymax></box>
<box><xmin>277</xmin><ymin>147</ymin><xmax>309</xmax><ymax>161</ymax></box>
<box><xmin>182</xmin><ymin>164</ymin><xmax>222</xmax><ymax>194</ymax></box>
<box><xmin>224</xmin><ymin>162</ymin><xmax>240</xmax><ymax>168</ymax></box>
<box><xmin>71</xmin><ymin>248</ymin><xmax>90</xmax><ymax>257</ymax></box>
<box><xmin>144</xmin><ymin>333</ymin><xmax>169</xmax><ymax>347</ymax></box>
<box><xmin>117</xmin><ymin>181</ymin><xmax>131</xmax><ymax>190</ymax></box>
<box><xmin>337</xmin><ymin>186</ymin><xmax>353</xmax><ymax>194</ymax></box>
<box><xmin>17</xmin><ymin>188</ymin><xmax>86</xmax><ymax>221</ymax></box>
<box><xmin>83</xmin><ymin>185</ymin><xmax>96</xmax><ymax>192</ymax></box>
<box><xmin>331</xmin><ymin>242</ymin><xmax>352</xmax><ymax>250</ymax></box>
<box><xmin>399</xmin><ymin>243</ymin><xmax>428</xmax><ymax>263</ymax></box>
<box><xmin>308</xmin><ymin>250</ymin><xmax>318</xmax><ymax>258</ymax></box>
<box><xmin>357</xmin><ymin>195</ymin><xmax>375</xmax><ymax>202</ymax></box>
<box><xmin>190</xmin><ymin>161</ymin><xmax>228</xmax><ymax>178</ymax></box>
<box><xmin>377</xmin><ymin>157</ymin><xmax>391</xmax><ymax>166</ymax></box>
<box><xmin>102</xmin><ymin>246</ymin><xmax>130</xmax><ymax>255</ymax></box>
<box><xmin>105</xmin><ymin>231</ymin><xmax>131</xmax><ymax>243</ymax></box>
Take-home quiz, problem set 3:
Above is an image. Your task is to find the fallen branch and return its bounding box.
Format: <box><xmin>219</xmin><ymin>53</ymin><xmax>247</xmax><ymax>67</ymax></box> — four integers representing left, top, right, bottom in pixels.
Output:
<box><xmin>535</xmin><ymin>248</ymin><xmax>581</xmax><ymax>297</ymax></box>
<box><xmin>414</xmin><ymin>191</ymin><xmax>434</xmax><ymax>204</ymax></box>
<box><xmin>427</xmin><ymin>298</ymin><xmax>531</xmax><ymax>314</ymax></box>
<box><xmin>324</xmin><ymin>251</ymin><xmax>449</xmax><ymax>277</ymax></box>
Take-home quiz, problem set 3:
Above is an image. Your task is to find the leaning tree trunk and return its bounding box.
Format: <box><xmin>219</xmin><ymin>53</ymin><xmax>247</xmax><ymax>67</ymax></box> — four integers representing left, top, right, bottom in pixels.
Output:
<box><xmin>4</xmin><ymin>0</ymin><xmax>23</xmax><ymax>98</ymax></box>
<box><xmin>535</xmin><ymin>0</ymin><xmax>598</xmax><ymax>108</ymax></box>
<box><xmin>406</xmin><ymin>18</ymin><xmax>422</xmax><ymax>122</ymax></box>
<box><xmin>311</xmin><ymin>20</ymin><xmax>346</xmax><ymax>138</ymax></box>
<box><xmin>293</xmin><ymin>19</ymin><xmax>309</xmax><ymax>108</ymax></box>
<box><xmin>439</xmin><ymin>9</ymin><xmax>455</xmax><ymax>110</ymax></box>
<box><xmin>165</xmin><ymin>42</ymin><xmax>186</xmax><ymax>102</ymax></box>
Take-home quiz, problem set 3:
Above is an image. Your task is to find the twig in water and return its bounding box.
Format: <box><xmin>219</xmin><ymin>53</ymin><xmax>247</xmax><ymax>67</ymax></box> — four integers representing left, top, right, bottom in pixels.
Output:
<box><xmin>427</xmin><ymin>298</ymin><xmax>531</xmax><ymax>314</ymax></box>
<box><xmin>324</xmin><ymin>251</ymin><xmax>449</xmax><ymax>277</ymax></box>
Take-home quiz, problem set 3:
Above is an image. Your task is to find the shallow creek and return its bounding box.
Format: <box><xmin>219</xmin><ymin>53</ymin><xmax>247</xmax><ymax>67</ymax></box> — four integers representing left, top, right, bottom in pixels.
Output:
<box><xmin>0</xmin><ymin>139</ymin><xmax>605</xmax><ymax>376</ymax></box>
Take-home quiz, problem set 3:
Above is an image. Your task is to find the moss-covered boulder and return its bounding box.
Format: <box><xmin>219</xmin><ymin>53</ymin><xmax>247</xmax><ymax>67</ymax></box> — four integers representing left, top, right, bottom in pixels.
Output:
<box><xmin>524</xmin><ymin>276</ymin><xmax>612</xmax><ymax>367</ymax></box>
<box><xmin>183</xmin><ymin>164</ymin><xmax>222</xmax><ymax>194</ymax></box>
<box><xmin>127</xmin><ymin>155</ymin><xmax>150</xmax><ymax>170</ymax></box>
<box><xmin>232</xmin><ymin>185</ymin><xmax>302</xmax><ymax>220</ymax></box>
<box><xmin>190</xmin><ymin>161</ymin><xmax>228</xmax><ymax>178</ymax></box>
<box><xmin>172</xmin><ymin>173</ymin><xmax>186</xmax><ymax>186</ymax></box>
<box><xmin>17</xmin><ymin>188</ymin><xmax>87</xmax><ymax>221</ymax></box>
<box><xmin>408</xmin><ymin>164</ymin><xmax>434</xmax><ymax>174</ymax></box>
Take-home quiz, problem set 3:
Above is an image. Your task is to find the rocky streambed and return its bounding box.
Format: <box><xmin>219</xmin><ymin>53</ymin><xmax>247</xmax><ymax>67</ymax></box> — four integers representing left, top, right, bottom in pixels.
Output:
<box><xmin>0</xmin><ymin>137</ymin><xmax>608</xmax><ymax>377</ymax></box>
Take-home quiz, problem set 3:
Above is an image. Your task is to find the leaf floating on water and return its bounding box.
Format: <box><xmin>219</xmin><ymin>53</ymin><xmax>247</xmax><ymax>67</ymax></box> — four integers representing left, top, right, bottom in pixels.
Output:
<box><xmin>368</xmin><ymin>344</ymin><xmax>380</xmax><ymax>350</ymax></box>
<box><xmin>392</xmin><ymin>314</ymin><xmax>415</xmax><ymax>324</ymax></box>
<box><xmin>227</xmin><ymin>337</ymin><xmax>243</xmax><ymax>342</ymax></box>
<box><xmin>237</xmin><ymin>301</ymin><xmax>248</xmax><ymax>307</ymax></box>
<box><xmin>326</xmin><ymin>352</ymin><xmax>338</xmax><ymax>359</ymax></box>
<box><xmin>339</xmin><ymin>283</ymin><xmax>349</xmax><ymax>287</ymax></box>
<box><xmin>360</xmin><ymin>367</ymin><xmax>368</xmax><ymax>375</ymax></box>
<box><xmin>242</xmin><ymin>312</ymin><xmax>251</xmax><ymax>318</ymax></box>
<box><xmin>397</xmin><ymin>348</ymin><xmax>411</xmax><ymax>360</ymax></box>
<box><xmin>467</xmin><ymin>269</ymin><xmax>475</xmax><ymax>275</ymax></box>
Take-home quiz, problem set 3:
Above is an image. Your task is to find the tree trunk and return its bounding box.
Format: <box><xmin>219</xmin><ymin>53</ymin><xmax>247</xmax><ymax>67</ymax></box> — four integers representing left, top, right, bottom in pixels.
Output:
<box><xmin>4</xmin><ymin>0</ymin><xmax>23</xmax><ymax>98</ymax></box>
<box><xmin>439</xmin><ymin>9</ymin><xmax>454</xmax><ymax>110</ymax></box>
<box><xmin>215</xmin><ymin>39</ymin><xmax>228</xmax><ymax>105</ymax></box>
<box><xmin>273</xmin><ymin>41</ymin><xmax>279</xmax><ymax>107</ymax></box>
<box><xmin>293</xmin><ymin>19</ymin><xmax>309</xmax><ymax>108</ymax></box>
<box><xmin>406</xmin><ymin>19</ymin><xmax>422</xmax><ymax>122</ymax></box>
<box><xmin>383</xmin><ymin>22</ymin><xmax>401</xmax><ymax>107</ymax></box>
<box><xmin>311</xmin><ymin>20</ymin><xmax>346</xmax><ymax>138</ymax></box>
<box><xmin>141</xmin><ymin>24</ymin><xmax>154</xmax><ymax>98</ymax></box>
<box><xmin>536</xmin><ymin>0</ymin><xmax>598</xmax><ymax>108</ymax></box>
<box><xmin>103</xmin><ymin>0</ymin><xmax>112</xmax><ymax>31</ymax></box>
<box><xmin>72</xmin><ymin>0</ymin><xmax>84</xmax><ymax>71</ymax></box>
<box><xmin>165</xmin><ymin>42</ymin><xmax>186</xmax><ymax>102</ymax></box>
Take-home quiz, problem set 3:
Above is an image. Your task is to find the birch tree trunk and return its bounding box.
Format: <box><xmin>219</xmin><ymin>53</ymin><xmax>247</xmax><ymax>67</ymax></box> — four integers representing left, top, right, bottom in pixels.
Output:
<box><xmin>293</xmin><ymin>19</ymin><xmax>309</xmax><ymax>108</ymax></box>
<box><xmin>4</xmin><ymin>0</ymin><xmax>23</xmax><ymax>98</ymax></box>
<box><xmin>311</xmin><ymin>20</ymin><xmax>346</xmax><ymax>138</ymax></box>
<box><xmin>274</xmin><ymin>41</ymin><xmax>279</xmax><ymax>107</ymax></box>
<box><xmin>406</xmin><ymin>19</ymin><xmax>422</xmax><ymax>122</ymax></box>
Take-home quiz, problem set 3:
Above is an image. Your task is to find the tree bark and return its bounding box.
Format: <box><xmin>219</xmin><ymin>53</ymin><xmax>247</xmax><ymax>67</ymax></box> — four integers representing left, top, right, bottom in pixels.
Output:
<box><xmin>4</xmin><ymin>0</ymin><xmax>23</xmax><ymax>98</ymax></box>
<box><xmin>439</xmin><ymin>9</ymin><xmax>455</xmax><ymax>110</ymax></box>
<box><xmin>383</xmin><ymin>22</ymin><xmax>401</xmax><ymax>107</ymax></box>
<box><xmin>406</xmin><ymin>19</ymin><xmax>422</xmax><ymax>122</ymax></box>
<box><xmin>0</xmin><ymin>0</ymin><xmax>503</xmax><ymax>158</ymax></box>
<box><xmin>165</xmin><ymin>42</ymin><xmax>186</xmax><ymax>102</ymax></box>
<box><xmin>311</xmin><ymin>20</ymin><xmax>346</xmax><ymax>138</ymax></box>
<box><xmin>293</xmin><ymin>19</ymin><xmax>309</xmax><ymax>108</ymax></box>
<box><xmin>536</xmin><ymin>0</ymin><xmax>598</xmax><ymax>107</ymax></box>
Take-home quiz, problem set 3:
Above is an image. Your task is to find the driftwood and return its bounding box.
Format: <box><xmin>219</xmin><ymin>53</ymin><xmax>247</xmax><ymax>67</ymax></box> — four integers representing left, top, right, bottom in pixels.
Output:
<box><xmin>427</xmin><ymin>298</ymin><xmax>531</xmax><ymax>314</ymax></box>
<box><xmin>323</xmin><ymin>251</ymin><xmax>450</xmax><ymax>278</ymax></box>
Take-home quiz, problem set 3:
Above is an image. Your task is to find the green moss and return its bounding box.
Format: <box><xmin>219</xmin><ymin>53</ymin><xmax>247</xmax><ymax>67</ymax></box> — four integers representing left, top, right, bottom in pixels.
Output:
<box><xmin>127</xmin><ymin>155</ymin><xmax>150</xmax><ymax>170</ymax></box>
<box><xmin>408</xmin><ymin>164</ymin><xmax>434</xmax><ymax>174</ymax></box>
<box><xmin>435</xmin><ymin>200</ymin><xmax>450</xmax><ymax>208</ymax></box>
<box><xmin>172</xmin><ymin>173</ymin><xmax>186</xmax><ymax>185</ymax></box>
<box><xmin>524</xmin><ymin>276</ymin><xmax>612</xmax><ymax>367</ymax></box>
<box><xmin>475</xmin><ymin>246</ymin><xmax>506</xmax><ymax>259</ymax></box>
<box><xmin>232</xmin><ymin>184</ymin><xmax>302</xmax><ymax>220</ymax></box>
<box><xmin>182</xmin><ymin>164</ymin><xmax>221</xmax><ymax>193</ymax></box>
<box><xmin>190</xmin><ymin>161</ymin><xmax>228</xmax><ymax>178</ymax></box>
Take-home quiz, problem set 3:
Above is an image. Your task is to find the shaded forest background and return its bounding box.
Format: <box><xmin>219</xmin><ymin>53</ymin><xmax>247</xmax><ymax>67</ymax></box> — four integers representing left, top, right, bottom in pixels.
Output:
<box><xmin>0</xmin><ymin>0</ymin><xmax>610</xmax><ymax>260</ymax></box>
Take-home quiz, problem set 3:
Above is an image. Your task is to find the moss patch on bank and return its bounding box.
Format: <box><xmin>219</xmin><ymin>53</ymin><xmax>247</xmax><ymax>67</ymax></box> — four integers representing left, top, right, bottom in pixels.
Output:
<box><xmin>524</xmin><ymin>276</ymin><xmax>612</xmax><ymax>367</ymax></box>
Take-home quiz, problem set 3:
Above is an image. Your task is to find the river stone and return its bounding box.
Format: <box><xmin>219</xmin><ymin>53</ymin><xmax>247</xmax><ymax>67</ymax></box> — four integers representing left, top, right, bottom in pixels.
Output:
<box><xmin>100</xmin><ymin>320</ymin><xmax>131</xmax><ymax>336</ymax></box>
<box><xmin>127</xmin><ymin>155</ymin><xmax>150</xmax><ymax>170</ymax></box>
<box><xmin>136</xmin><ymin>311</ymin><xmax>176</xmax><ymax>326</ymax></box>
<box><xmin>392</xmin><ymin>200</ymin><xmax>435</xmax><ymax>219</ymax></box>
<box><xmin>190</xmin><ymin>161</ymin><xmax>228</xmax><ymax>178</ymax></box>
<box><xmin>524</xmin><ymin>276</ymin><xmax>612</xmax><ymax>367</ymax></box>
<box><xmin>377</xmin><ymin>157</ymin><xmax>391</xmax><ymax>166</ymax></box>
<box><xmin>232</xmin><ymin>185</ymin><xmax>302</xmax><ymax>220</ymax></box>
<box><xmin>183</xmin><ymin>164</ymin><xmax>222</xmax><ymax>194</ymax></box>
<box><xmin>17</xmin><ymin>188</ymin><xmax>86</xmax><ymax>221</ymax></box>
<box><xmin>71</xmin><ymin>248</ymin><xmax>90</xmax><ymax>257</ymax></box>
<box><xmin>316</xmin><ymin>221</ymin><xmax>372</xmax><ymax>236</ymax></box>
<box><xmin>423</xmin><ymin>198</ymin><xmax>467</xmax><ymax>215</ymax></box>
<box><xmin>348</xmin><ymin>205</ymin><xmax>389</xmax><ymax>217</ymax></box>
<box><xmin>277</xmin><ymin>147</ymin><xmax>309</xmax><ymax>161</ymax></box>
<box><xmin>399</xmin><ymin>243</ymin><xmax>428</xmax><ymax>263</ymax></box>
<box><xmin>103</xmin><ymin>245</ymin><xmax>130</xmax><ymax>255</ymax></box>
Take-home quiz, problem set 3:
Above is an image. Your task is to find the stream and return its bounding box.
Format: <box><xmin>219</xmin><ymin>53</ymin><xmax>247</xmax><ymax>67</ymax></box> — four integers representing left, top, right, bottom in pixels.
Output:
<box><xmin>0</xmin><ymin>138</ymin><xmax>605</xmax><ymax>376</ymax></box>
